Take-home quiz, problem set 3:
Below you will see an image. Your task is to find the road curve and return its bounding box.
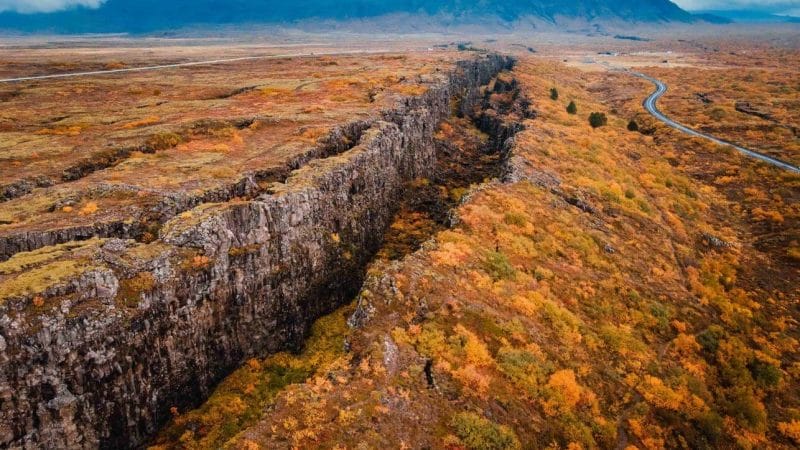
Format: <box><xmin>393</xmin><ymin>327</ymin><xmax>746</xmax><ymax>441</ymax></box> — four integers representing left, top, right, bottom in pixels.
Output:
<box><xmin>631</xmin><ymin>71</ymin><xmax>800</xmax><ymax>174</ymax></box>
<box><xmin>0</xmin><ymin>49</ymin><xmax>390</xmax><ymax>84</ymax></box>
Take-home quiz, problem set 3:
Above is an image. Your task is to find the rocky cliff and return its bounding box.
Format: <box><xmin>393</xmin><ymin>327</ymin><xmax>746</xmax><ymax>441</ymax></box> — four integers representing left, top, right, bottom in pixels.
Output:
<box><xmin>0</xmin><ymin>54</ymin><xmax>514</xmax><ymax>449</ymax></box>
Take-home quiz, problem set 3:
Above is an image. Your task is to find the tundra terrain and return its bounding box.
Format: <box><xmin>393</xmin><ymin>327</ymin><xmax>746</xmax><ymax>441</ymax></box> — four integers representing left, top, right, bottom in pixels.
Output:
<box><xmin>0</xmin><ymin>30</ymin><xmax>798</xmax><ymax>449</ymax></box>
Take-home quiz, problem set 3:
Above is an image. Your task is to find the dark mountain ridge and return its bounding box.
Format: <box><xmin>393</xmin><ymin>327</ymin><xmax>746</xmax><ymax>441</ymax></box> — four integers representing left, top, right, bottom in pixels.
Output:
<box><xmin>692</xmin><ymin>9</ymin><xmax>800</xmax><ymax>23</ymax></box>
<box><xmin>0</xmin><ymin>0</ymin><xmax>694</xmax><ymax>33</ymax></box>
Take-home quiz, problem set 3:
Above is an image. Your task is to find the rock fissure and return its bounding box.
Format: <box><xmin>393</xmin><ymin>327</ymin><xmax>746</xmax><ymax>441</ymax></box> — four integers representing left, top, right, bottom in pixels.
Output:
<box><xmin>0</xmin><ymin>54</ymin><xmax>515</xmax><ymax>449</ymax></box>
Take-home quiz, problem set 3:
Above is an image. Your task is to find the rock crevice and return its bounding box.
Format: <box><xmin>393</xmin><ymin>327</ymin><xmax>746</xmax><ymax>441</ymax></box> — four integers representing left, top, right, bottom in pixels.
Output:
<box><xmin>0</xmin><ymin>54</ymin><xmax>514</xmax><ymax>449</ymax></box>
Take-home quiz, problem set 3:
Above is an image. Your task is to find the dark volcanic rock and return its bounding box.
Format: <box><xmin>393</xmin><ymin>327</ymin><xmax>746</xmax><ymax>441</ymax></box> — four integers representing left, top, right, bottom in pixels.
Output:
<box><xmin>735</xmin><ymin>101</ymin><xmax>773</xmax><ymax>121</ymax></box>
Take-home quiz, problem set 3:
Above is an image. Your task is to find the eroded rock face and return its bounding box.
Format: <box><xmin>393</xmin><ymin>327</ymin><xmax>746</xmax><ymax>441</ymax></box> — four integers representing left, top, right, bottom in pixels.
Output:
<box><xmin>0</xmin><ymin>54</ymin><xmax>514</xmax><ymax>449</ymax></box>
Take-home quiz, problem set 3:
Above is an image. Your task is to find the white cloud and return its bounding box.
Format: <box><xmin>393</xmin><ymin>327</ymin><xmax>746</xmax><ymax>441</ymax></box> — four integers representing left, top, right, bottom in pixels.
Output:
<box><xmin>673</xmin><ymin>0</ymin><xmax>800</xmax><ymax>12</ymax></box>
<box><xmin>0</xmin><ymin>0</ymin><xmax>107</xmax><ymax>13</ymax></box>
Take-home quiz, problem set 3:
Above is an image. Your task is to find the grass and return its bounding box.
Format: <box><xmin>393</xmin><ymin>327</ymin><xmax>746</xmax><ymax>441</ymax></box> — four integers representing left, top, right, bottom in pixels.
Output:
<box><xmin>0</xmin><ymin>239</ymin><xmax>100</xmax><ymax>276</ymax></box>
<box><xmin>0</xmin><ymin>259</ymin><xmax>88</xmax><ymax>302</ymax></box>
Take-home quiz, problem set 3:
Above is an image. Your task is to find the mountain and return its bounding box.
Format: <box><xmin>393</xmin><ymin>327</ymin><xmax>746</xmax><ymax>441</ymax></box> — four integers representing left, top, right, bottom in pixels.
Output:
<box><xmin>0</xmin><ymin>0</ymin><xmax>694</xmax><ymax>34</ymax></box>
<box><xmin>692</xmin><ymin>9</ymin><xmax>800</xmax><ymax>23</ymax></box>
<box><xmin>690</xmin><ymin>13</ymin><xmax>732</xmax><ymax>24</ymax></box>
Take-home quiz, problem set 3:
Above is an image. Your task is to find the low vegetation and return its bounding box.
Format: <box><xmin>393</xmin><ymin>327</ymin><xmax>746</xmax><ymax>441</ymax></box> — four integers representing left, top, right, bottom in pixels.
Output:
<box><xmin>566</xmin><ymin>100</ymin><xmax>577</xmax><ymax>115</ymax></box>
<box><xmin>157</xmin><ymin>52</ymin><xmax>799</xmax><ymax>449</ymax></box>
<box><xmin>4</xmin><ymin>38</ymin><xmax>797</xmax><ymax>450</ymax></box>
<box><xmin>151</xmin><ymin>305</ymin><xmax>353</xmax><ymax>449</ymax></box>
<box><xmin>588</xmin><ymin>111</ymin><xmax>607</xmax><ymax>128</ymax></box>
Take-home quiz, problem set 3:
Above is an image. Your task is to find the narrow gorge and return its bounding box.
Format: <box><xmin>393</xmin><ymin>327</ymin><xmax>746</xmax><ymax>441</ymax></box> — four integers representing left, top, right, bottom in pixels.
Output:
<box><xmin>0</xmin><ymin>53</ymin><xmax>529</xmax><ymax>449</ymax></box>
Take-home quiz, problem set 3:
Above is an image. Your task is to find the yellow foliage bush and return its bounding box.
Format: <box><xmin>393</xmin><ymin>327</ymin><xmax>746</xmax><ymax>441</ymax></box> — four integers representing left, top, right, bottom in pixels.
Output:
<box><xmin>777</xmin><ymin>420</ymin><xmax>800</xmax><ymax>443</ymax></box>
<box><xmin>542</xmin><ymin>369</ymin><xmax>583</xmax><ymax>416</ymax></box>
<box><xmin>79</xmin><ymin>202</ymin><xmax>98</xmax><ymax>216</ymax></box>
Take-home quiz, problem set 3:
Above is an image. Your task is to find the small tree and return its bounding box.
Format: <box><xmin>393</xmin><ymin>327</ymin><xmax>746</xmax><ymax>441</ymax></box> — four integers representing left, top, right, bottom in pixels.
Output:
<box><xmin>566</xmin><ymin>101</ymin><xmax>577</xmax><ymax>115</ymax></box>
<box><xmin>550</xmin><ymin>87</ymin><xmax>559</xmax><ymax>100</ymax></box>
<box><xmin>589</xmin><ymin>112</ymin><xmax>607</xmax><ymax>128</ymax></box>
<box><xmin>627</xmin><ymin>120</ymin><xmax>639</xmax><ymax>132</ymax></box>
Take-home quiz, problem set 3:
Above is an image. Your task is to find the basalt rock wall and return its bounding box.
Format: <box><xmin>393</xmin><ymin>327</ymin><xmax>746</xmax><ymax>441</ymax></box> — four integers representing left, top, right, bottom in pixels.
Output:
<box><xmin>0</xmin><ymin>54</ymin><xmax>514</xmax><ymax>449</ymax></box>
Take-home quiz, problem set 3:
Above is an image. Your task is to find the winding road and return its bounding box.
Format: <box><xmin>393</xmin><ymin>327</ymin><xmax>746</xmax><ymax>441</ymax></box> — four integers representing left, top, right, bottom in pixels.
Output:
<box><xmin>631</xmin><ymin>71</ymin><xmax>800</xmax><ymax>174</ymax></box>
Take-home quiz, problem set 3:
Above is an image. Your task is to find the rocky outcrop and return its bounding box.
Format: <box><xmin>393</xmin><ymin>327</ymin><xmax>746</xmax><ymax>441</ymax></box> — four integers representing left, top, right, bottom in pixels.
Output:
<box><xmin>0</xmin><ymin>119</ymin><xmax>372</xmax><ymax>262</ymax></box>
<box><xmin>734</xmin><ymin>101</ymin><xmax>773</xmax><ymax>121</ymax></box>
<box><xmin>0</xmin><ymin>54</ymin><xmax>514</xmax><ymax>449</ymax></box>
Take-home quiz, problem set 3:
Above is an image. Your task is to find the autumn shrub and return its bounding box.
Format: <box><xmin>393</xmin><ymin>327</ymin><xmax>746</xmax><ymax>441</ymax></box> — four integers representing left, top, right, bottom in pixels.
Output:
<box><xmin>747</xmin><ymin>359</ymin><xmax>781</xmax><ymax>388</ymax></box>
<box><xmin>78</xmin><ymin>201</ymin><xmax>99</xmax><ymax>216</ymax></box>
<box><xmin>752</xmin><ymin>207</ymin><xmax>784</xmax><ymax>224</ymax></box>
<box><xmin>541</xmin><ymin>369</ymin><xmax>583</xmax><ymax>416</ymax></box>
<box><xmin>588</xmin><ymin>112</ymin><xmax>607</xmax><ymax>128</ymax></box>
<box><xmin>450</xmin><ymin>412</ymin><xmax>521</xmax><ymax>450</ymax></box>
<box><xmin>726</xmin><ymin>387</ymin><xmax>768</xmax><ymax>433</ymax></box>
<box><xmin>778</xmin><ymin>420</ymin><xmax>800</xmax><ymax>443</ymax></box>
<box><xmin>503</xmin><ymin>212</ymin><xmax>527</xmax><ymax>227</ymax></box>
<box><xmin>482</xmin><ymin>251</ymin><xmax>516</xmax><ymax>281</ymax></box>
<box><xmin>122</xmin><ymin>115</ymin><xmax>160</xmax><ymax>129</ymax></box>
<box><xmin>709</xmin><ymin>107</ymin><xmax>726</xmax><ymax>121</ymax></box>
<box><xmin>455</xmin><ymin>324</ymin><xmax>494</xmax><ymax>367</ymax></box>
<box><xmin>117</xmin><ymin>272</ymin><xmax>156</xmax><ymax>308</ymax></box>
<box><xmin>696</xmin><ymin>325</ymin><xmax>725</xmax><ymax>355</ymax></box>
<box><xmin>566</xmin><ymin>101</ymin><xmax>577</xmax><ymax>114</ymax></box>
<box><xmin>181</xmin><ymin>254</ymin><xmax>212</xmax><ymax>271</ymax></box>
<box><xmin>146</xmin><ymin>132</ymin><xmax>183</xmax><ymax>151</ymax></box>
<box><xmin>496</xmin><ymin>347</ymin><xmax>551</xmax><ymax>391</ymax></box>
<box><xmin>695</xmin><ymin>410</ymin><xmax>725</xmax><ymax>444</ymax></box>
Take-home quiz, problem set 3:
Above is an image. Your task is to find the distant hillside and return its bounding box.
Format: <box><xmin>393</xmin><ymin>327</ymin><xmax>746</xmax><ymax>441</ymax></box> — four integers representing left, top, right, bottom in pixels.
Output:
<box><xmin>0</xmin><ymin>0</ymin><xmax>694</xmax><ymax>34</ymax></box>
<box><xmin>690</xmin><ymin>13</ymin><xmax>732</xmax><ymax>24</ymax></box>
<box><xmin>693</xmin><ymin>9</ymin><xmax>800</xmax><ymax>23</ymax></box>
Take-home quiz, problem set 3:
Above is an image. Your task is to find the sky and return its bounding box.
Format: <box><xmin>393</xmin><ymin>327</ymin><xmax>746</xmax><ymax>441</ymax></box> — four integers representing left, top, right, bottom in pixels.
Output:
<box><xmin>0</xmin><ymin>0</ymin><xmax>105</xmax><ymax>13</ymax></box>
<box><xmin>0</xmin><ymin>0</ymin><xmax>798</xmax><ymax>14</ymax></box>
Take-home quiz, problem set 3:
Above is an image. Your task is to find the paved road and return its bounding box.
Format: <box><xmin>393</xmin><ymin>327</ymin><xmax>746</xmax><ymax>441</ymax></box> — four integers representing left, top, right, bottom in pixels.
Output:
<box><xmin>631</xmin><ymin>71</ymin><xmax>800</xmax><ymax>174</ymax></box>
<box><xmin>0</xmin><ymin>49</ymin><xmax>390</xmax><ymax>84</ymax></box>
